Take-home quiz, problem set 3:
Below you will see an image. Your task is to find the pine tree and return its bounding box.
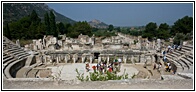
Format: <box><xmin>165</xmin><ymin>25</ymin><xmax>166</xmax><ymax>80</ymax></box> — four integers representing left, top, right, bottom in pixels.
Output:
<box><xmin>49</xmin><ymin>11</ymin><xmax>57</xmax><ymax>37</ymax></box>
<box><xmin>44</xmin><ymin>12</ymin><xmax>50</xmax><ymax>35</ymax></box>
<box><xmin>4</xmin><ymin>23</ymin><xmax>12</xmax><ymax>39</ymax></box>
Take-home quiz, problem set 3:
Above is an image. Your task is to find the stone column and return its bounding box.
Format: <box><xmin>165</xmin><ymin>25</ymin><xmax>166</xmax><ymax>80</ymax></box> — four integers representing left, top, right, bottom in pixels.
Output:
<box><xmin>65</xmin><ymin>55</ymin><xmax>68</xmax><ymax>63</ymax></box>
<box><xmin>107</xmin><ymin>56</ymin><xmax>110</xmax><ymax>65</ymax></box>
<box><xmin>56</xmin><ymin>56</ymin><xmax>59</xmax><ymax>64</ymax></box>
<box><xmin>73</xmin><ymin>56</ymin><xmax>75</xmax><ymax>63</ymax></box>
<box><xmin>98</xmin><ymin>57</ymin><xmax>101</xmax><ymax>63</ymax></box>
<box><xmin>123</xmin><ymin>55</ymin><xmax>127</xmax><ymax>64</ymax></box>
<box><xmin>73</xmin><ymin>54</ymin><xmax>78</xmax><ymax>63</ymax></box>
<box><xmin>82</xmin><ymin>56</ymin><xmax>85</xmax><ymax>63</ymax></box>
<box><xmin>131</xmin><ymin>55</ymin><xmax>134</xmax><ymax>64</ymax></box>
<box><xmin>90</xmin><ymin>55</ymin><xmax>93</xmax><ymax>64</ymax></box>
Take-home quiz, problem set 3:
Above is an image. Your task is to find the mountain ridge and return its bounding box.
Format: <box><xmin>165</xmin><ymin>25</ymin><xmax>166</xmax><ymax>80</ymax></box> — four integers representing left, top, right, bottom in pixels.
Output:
<box><xmin>3</xmin><ymin>3</ymin><xmax>76</xmax><ymax>25</ymax></box>
<box><xmin>88</xmin><ymin>19</ymin><xmax>108</xmax><ymax>29</ymax></box>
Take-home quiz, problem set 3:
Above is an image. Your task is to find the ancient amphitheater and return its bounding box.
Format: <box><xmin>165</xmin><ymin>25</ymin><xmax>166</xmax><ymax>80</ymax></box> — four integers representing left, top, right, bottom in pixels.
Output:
<box><xmin>2</xmin><ymin>33</ymin><xmax>194</xmax><ymax>90</ymax></box>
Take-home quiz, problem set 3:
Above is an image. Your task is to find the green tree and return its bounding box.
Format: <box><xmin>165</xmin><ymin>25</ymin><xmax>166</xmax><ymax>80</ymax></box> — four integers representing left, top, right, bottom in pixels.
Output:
<box><xmin>49</xmin><ymin>11</ymin><xmax>57</xmax><ymax>37</ymax></box>
<box><xmin>157</xmin><ymin>23</ymin><xmax>170</xmax><ymax>40</ymax></box>
<box><xmin>142</xmin><ymin>22</ymin><xmax>157</xmax><ymax>40</ymax></box>
<box><xmin>30</xmin><ymin>10</ymin><xmax>41</xmax><ymax>24</ymax></box>
<box><xmin>44</xmin><ymin>12</ymin><xmax>50</xmax><ymax>35</ymax></box>
<box><xmin>171</xmin><ymin>16</ymin><xmax>193</xmax><ymax>36</ymax></box>
<box><xmin>4</xmin><ymin>23</ymin><xmax>12</xmax><ymax>39</ymax></box>
<box><xmin>57</xmin><ymin>22</ymin><xmax>66</xmax><ymax>35</ymax></box>
<box><xmin>29</xmin><ymin>10</ymin><xmax>41</xmax><ymax>39</ymax></box>
<box><xmin>173</xmin><ymin>33</ymin><xmax>185</xmax><ymax>45</ymax></box>
<box><xmin>108</xmin><ymin>24</ymin><xmax>114</xmax><ymax>31</ymax></box>
<box><xmin>73</xmin><ymin>21</ymin><xmax>92</xmax><ymax>36</ymax></box>
<box><xmin>36</xmin><ymin>23</ymin><xmax>46</xmax><ymax>39</ymax></box>
<box><xmin>9</xmin><ymin>21</ymin><xmax>22</xmax><ymax>39</ymax></box>
<box><xmin>115</xmin><ymin>27</ymin><xmax>121</xmax><ymax>32</ymax></box>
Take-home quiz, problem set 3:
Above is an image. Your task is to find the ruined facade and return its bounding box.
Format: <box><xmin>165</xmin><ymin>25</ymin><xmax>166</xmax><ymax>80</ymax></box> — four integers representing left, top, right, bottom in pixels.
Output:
<box><xmin>24</xmin><ymin>33</ymin><xmax>162</xmax><ymax>65</ymax></box>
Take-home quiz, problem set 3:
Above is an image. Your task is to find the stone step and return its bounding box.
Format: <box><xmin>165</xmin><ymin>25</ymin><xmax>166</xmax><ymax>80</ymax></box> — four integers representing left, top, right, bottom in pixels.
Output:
<box><xmin>168</xmin><ymin>53</ymin><xmax>178</xmax><ymax>58</ymax></box>
<box><xmin>3</xmin><ymin>56</ymin><xmax>14</xmax><ymax>64</ymax></box>
<box><xmin>185</xmin><ymin>57</ymin><xmax>193</xmax><ymax>64</ymax></box>
<box><xmin>177</xmin><ymin>72</ymin><xmax>193</xmax><ymax>79</ymax></box>
<box><xmin>11</xmin><ymin>50</ymin><xmax>26</xmax><ymax>55</ymax></box>
<box><xmin>161</xmin><ymin>75</ymin><xmax>185</xmax><ymax>80</ymax></box>
<box><xmin>181</xmin><ymin>49</ymin><xmax>188</xmax><ymax>53</ymax></box>
<box><xmin>180</xmin><ymin>57</ymin><xmax>192</xmax><ymax>66</ymax></box>
<box><xmin>171</xmin><ymin>51</ymin><xmax>181</xmax><ymax>56</ymax></box>
<box><xmin>3</xmin><ymin>58</ymin><xmax>18</xmax><ymax>69</ymax></box>
<box><xmin>182</xmin><ymin>46</ymin><xmax>192</xmax><ymax>51</ymax></box>
<box><xmin>174</xmin><ymin>50</ymin><xmax>185</xmax><ymax>55</ymax></box>
<box><xmin>4</xmin><ymin>48</ymin><xmax>23</xmax><ymax>53</ymax></box>
<box><xmin>187</xmin><ymin>54</ymin><xmax>193</xmax><ymax>59</ymax></box>
<box><xmin>179</xmin><ymin>59</ymin><xmax>189</xmax><ymax>69</ymax></box>
<box><xmin>183</xmin><ymin>45</ymin><xmax>193</xmax><ymax>49</ymax></box>
<box><xmin>3</xmin><ymin>55</ymin><xmax>10</xmax><ymax>60</ymax></box>
<box><xmin>167</xmin><ymin>58</ymin><xmax>189</xmax><ymax>73</ymax></box>
<box><xmin>18</xmin><ymin>53</ymin><xmax>30</xmax><ymax>59</ymax></box>
<box><xmin>167</xmin><ymin>58</ymin><xmax>183</xmax><ymax>70</ymax></box>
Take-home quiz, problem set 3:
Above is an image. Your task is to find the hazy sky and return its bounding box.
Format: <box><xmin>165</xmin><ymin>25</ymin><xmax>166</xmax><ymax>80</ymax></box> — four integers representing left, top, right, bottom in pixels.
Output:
<box><xmin>47</xmin><ymin>3</ymin><xmax>193</xmax><ymax>27</ymax></box>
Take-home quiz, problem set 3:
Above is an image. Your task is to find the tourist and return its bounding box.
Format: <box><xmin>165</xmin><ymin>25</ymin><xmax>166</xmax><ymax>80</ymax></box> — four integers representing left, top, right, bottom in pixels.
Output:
<box><xmin>92</xmin><ymin>65</ymin><xmax>96</xmax><ymax>72</ymax></box>
<box><xmin>168</xmin><ymin>64</ymin><xmax>172</xmax><ymax>72</ymax></box>
<box><xmin>162</xmin><ymin>50</ymin><xmax>166</xmax><ymax>55</ymax></box>
<box><xmin>153</xmin><ymin>63</ymin><xmax>156</xmax><ymax>70</ymax></box>
<box><xmin>167</xmin><ymin>45</ymin><xmax>171</xmax><ymax>53</ymax></box>
<box><xmin>165</xmin><ymin>65</ymin><xmax>169</xmax><ymax>72</ymax></box>
<box><xmin>154</xmin><ymin>54</ymin><xmax>158</xmax><ymax>63</ymax></box>
<box><xmin>158</xmin><ymin>62</ymin><xmax>162</xmax><ymax>71</ymax></box>
<box><xmin>178</xmin><ymin>45</ymin><xmax>182</xmax><ymax>51</ymax></box>
<box><xmin>85</xmin><ymin>62</ymin><xmax>90</xmax><ymax>72</ymax></box>
<box><xmin>175</xmin><ymin>45</ymin><xmax>178</xmax><ymax>49</ymax></box>
<box><xmin>108</xmin><ymin>66</ymin><xmax>113</xmax><ymax>72</ymax></box>
<box><xmin>163</xmin><ymin>55</ymin><xmax>167</xmax><ymax>62</ymax></box>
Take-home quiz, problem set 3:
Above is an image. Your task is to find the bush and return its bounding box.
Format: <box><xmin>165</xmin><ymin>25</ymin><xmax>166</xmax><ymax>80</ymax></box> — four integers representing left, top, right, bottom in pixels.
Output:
<box><xmin>75</xmin><ymin>68</ymin><xmax>129</xmax><ymax>81</ymax></box>
<box><xmin>173</xmin><ymin>33</ymin><xmax>185</xmax><ymax>45</ymax></box>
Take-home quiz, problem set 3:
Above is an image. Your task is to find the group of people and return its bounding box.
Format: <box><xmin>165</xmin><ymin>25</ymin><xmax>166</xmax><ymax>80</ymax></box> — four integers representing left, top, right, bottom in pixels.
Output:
<box><xmin>164</xmin><ymin>62</ymin><xmax>172</xmax><ymax>72</ymax></box>
<box><xmin>165</xmin><ymin>44</ymin><xmax>182</xmax><ymax>54</ymax></box>
<box><xmin>85</xmin><ymin>58</ymin><xmax>122</xmax><ymax>74</ymax></box>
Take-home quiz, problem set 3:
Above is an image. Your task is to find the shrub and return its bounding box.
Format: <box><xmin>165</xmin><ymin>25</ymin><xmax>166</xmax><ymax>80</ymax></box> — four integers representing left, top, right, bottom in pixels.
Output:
<box><xmin>75</xmin><ymin>68</ymin><xmax>129</xmax><ymax>81</ymax></box>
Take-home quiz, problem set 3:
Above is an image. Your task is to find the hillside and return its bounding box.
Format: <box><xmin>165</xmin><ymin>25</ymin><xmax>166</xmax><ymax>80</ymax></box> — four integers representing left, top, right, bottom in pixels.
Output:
<box><xmin>88</xmin><ymin>19</ymin><xmax>108</xmax><ymax>29</ymax></box>
<box><xmin>3</xmin><ymin>3</ymin><xmax>76</xmax><ymax>25</ymax></box>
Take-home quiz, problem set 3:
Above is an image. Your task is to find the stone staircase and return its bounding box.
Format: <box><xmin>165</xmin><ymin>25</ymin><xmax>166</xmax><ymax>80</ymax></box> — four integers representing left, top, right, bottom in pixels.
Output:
<box><xmin>166</xmin><ymin>45</ymin><xmax>193</xmax><ymax>74</ymax></box>
<box><xmin>3</xmin><ymin>36</ymin><xmax>31</xmax><ymax>79</ymax></box>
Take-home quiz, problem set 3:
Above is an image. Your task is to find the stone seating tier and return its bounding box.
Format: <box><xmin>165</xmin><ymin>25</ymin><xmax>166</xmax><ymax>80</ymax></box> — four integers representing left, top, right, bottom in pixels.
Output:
<box><xmin>10</xmin><ymin>50</ymin><xmax>26</xmax><ymax>55</ymax></box>
<box><xmin>179</xmin><ymin>59</ymin><xmax>189</xmax><ymax>69</ymax></box>
<box><xmin>171</xmin><ymin>51</ymin><xmax>181</xmax><ymax>56</ymax></box>
<box><xmin>4</xmin><ymin>48</ymin><xmax>24</xmax><ymax>53</ymax></box>
<box><xmin>183</xmin><ymin>45</ymin><xmax>193</xmax><ymax>49</ymax></box>
<box><xmin>167</xmin><ymin>53</ymin><xmax>190</xmax><ymax>70</ymax></box>
<box><xmin>180</xmin><ymin>57</ymin><xmax>193</xmax><ymax>66</ymax></box>
<box><xmin>3</xmin><ymin>56</ymin><xmax>14</xmax><ymax>64</ymax></box>
<box><xmin>3</xmin><ymin>54</ymin><xmax>10</xmax><ymax>60</ymax></box>
<box><xmin>185</xmin><ymin>57</ymin><xmax>193</xmax><ymax>64</ymax></box>
<box><xmin>167</xmin><ymin>58</ymin><xmax>184</xmax><ymax>72</ymax></box>
<box><xmin>182</xmin><ymin>47</ymin><xmax>192</xmax><ymax>51</ymax></box>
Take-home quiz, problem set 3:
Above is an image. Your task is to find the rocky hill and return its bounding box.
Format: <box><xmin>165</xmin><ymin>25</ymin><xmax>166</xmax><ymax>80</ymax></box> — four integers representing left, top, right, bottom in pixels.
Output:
<box><xmin>88</xmin><ymin>19</ymin><xmax>108</xmax><ymax>29</ymax></box>
<box><xmin>3</xmin><ymin>3</ymin><xmax>76</xmax><ymax>25</ymax></box>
